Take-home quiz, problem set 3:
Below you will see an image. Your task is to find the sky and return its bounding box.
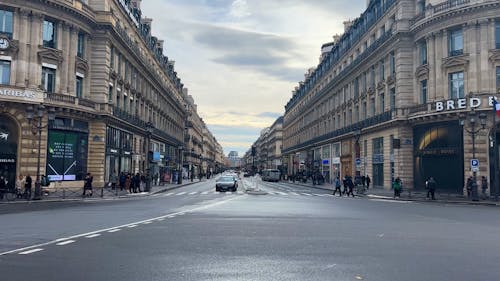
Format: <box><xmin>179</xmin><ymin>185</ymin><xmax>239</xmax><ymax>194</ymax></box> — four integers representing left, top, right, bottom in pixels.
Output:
<box><xmin>141</xmin><ymin>0</ymin><xmax>366</xmax><ymax>157</ymax></box>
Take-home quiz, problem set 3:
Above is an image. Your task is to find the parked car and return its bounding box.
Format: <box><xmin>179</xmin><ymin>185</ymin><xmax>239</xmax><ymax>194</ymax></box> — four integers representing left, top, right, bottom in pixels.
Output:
<box><xmin>216</xmin><ymin>176</ymin><xmax>237</xmax><ymax>192</ymax></box>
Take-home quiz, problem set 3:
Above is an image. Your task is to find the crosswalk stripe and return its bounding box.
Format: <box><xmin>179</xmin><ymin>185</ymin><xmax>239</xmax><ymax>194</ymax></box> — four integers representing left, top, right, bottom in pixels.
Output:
<box><xmin>176</xmin><ymin>192</ymin><xmax>186</xmax><ymax>196</ymax></box>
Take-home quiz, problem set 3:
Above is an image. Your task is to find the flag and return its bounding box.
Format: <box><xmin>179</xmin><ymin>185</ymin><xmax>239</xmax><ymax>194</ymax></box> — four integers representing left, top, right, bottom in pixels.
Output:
<box><xmin>494</xmin><ymin>98</ymin><xmax>500</xmax><ymax>118</ymax></box>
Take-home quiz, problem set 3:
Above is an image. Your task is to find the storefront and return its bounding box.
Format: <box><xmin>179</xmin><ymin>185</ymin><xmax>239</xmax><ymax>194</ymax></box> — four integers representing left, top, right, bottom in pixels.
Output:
<box><xmin>46</xmin><ymin>118</ymin><xmax>89</xmax><ymax>181</ymax></box>
<box><xmin>0</xmin><ymin>114</ymin><xmax>18</xmax><ymax>189</ymax></box>
<box><xmin>413</xmin><ymin>121</ymin><xmax>463</xmax><ymax>193</ymax></box>
<box><xmin>105</xmin><ymin>126</ymin><xmax>132</xmax><ymax>181</ymax></box>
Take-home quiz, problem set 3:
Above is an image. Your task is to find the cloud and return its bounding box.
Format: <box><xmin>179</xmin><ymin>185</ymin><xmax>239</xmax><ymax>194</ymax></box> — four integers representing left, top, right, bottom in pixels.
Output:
<box><xmin>255</xmin><ymin>112</ymin><xmax>281</xmax><ymax>119</ymax></box>
<box><xmin>229</xmin><ymin>0</ymin><xmax>251</xmax><ymax>18</ymax></box>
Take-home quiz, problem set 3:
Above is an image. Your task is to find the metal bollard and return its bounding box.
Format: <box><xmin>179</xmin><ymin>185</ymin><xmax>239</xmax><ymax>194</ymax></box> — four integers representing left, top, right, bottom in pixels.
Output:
<box><xmin>101</xmin><ymin>186</ymin><xmax>104</xmax><ymax>198</ymax></box>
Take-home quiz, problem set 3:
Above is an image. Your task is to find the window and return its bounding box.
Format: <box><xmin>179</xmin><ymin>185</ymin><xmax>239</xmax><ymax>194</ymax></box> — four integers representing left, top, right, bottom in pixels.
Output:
<box><xmin>418</xmin><ymin>0</ymin><xmax>426</xmax><ymax>14</ymax></box>
<box><xmin>496</xmin><ymin>67</ymin><xmax>500</xmax><ymax>94</ymax></box>
<box><xmin>420</xmin><ymin>80</ymin><xmax>427</xmax><ymax>104</ymax></box>
<box><xmin>448</xmin><ymin>28</ymin><xmax>463</xmax><ymax>56</ymax></box>
<box><xmin>108</xmin><ymin>85</ymin><xmax>113</xmax><ymax>103</ymax></box>
<box><xmin>379</xmin><ymin>60</ymin><xmax>385</xmax><ymax>81</ymax></box>
<box><xmin>42</xmin><ymin>20</ymin><xmax>57</xmax><ymax>48</ymax></box>
<box><xmin>390</xmin><ymin>52</ymin><xmax>395</xmax><ymax>74</ymax></box>
<box><xmin>41</xmin><ymin>67</ymin><xmax>56</xmax><ymax>93</ymax></box>
<box><xmin>370</xmin><ymin>65</ymin><xmax>375</xmax><ymax>86</ymax></box>
<box><xmin>370</xmin><ymin>97</ymin><xmax>376</xmax><ymax>116</ymax></box>
<box><xmin>0</xmin><ymin>9</ymin><xmax>13</xmax><ymax>38</ymax></box>
<box><xmin>449</xmin><ymin>71</ymin><xmax>464</xmax><ymax>99</ymax></box>
<box><xmin>496</xmin><ymin>21</ymin><xmax>500</xmax><ymax>49</ymax></box>
<box><xmin>390</xmin><ymin>88</ymin><xmax>396</xmax><ymax>110</ymax></box>
<box><xmin>110</xmin><ymin>46</ymin><xmax>115</xmax><ymax>69</ymax></box>
<box><xmin>419</xmin><ymin>41</ymin><xmax>427</xmax><ymax>65</ymax></box>
<box><xmin>379</xmin><ymin>92</ymin><xmax>385</xmax><ymax>113</ymax></box>
<box><xmin>75</xmin><ymin>76</ymin><xmax>83</xmax><ymax>98</ymax></box>
<box><xmin>0</xmin><ymin>60</ymin><xmax>10</xmax><ymax>84</ymax></box>
<box><xmin>77</xmin><ymin>33</ymin><xmax>85</xmax><ymax>58</ymax></box>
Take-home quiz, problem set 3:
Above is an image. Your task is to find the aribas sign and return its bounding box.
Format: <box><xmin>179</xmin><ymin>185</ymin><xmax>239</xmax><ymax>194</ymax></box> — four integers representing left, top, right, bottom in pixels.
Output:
<box><xmin>435</xmin><ymin>96</ymin><xmax>497</xmax><ymax>112</ymax></box>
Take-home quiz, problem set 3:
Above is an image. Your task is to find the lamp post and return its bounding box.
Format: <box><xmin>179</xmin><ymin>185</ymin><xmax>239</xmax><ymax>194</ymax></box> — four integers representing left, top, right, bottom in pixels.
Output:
<box><xmin>460</xmin><ymin>108</ymin><xmax>487</xmax><ymax>201</ymax></box>
<box><xmin>26</xmin><ymin>105</ymin><xmax>55</xmax><ymax>200</ymax></box>
<box><xmin>145</xmin><ymin>121</ymin><xmax>154</xmax><ymax>192</ymax></box>
<box><xmin>177</xmin><ymin>146</ymin><xmax>183</xmax><ymax>184</ymax></box>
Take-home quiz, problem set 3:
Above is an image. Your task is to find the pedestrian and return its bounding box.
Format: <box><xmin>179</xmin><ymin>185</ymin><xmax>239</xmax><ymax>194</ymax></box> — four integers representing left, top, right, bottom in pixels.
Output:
<box><xmin>393</xmin><ymin>177</ymin><xmax>402</xmax><ymax>199</ymax></box>
<box><xmin>333</xmin><ymin>176</ymin><xmax>342</xmax><ymax>196</ymax></box>
<box><xmin>481</xmin><ymin>176</ymin><xmax>488</xmax><ymax>200</ymax></box>
<box><xmin>119</xmin><ymin>172</ymin><xmax>126</xmax><ymax>191</ymax></box>
<box><xmin>342</xmin><ymin>176</ymin><xmax>348</xmax><ymax>195</ymax></box>
<box><xmin>361</xmin><ymin>175</ymin><xmax>366</xmax><ymax>187</ymax></box>
<box><xmin>366</xmin><ymin>175</ymin><xmax>371</xmax><ymax>189</ymax></box>
<box><xmin>24</xmin><ymin>174</ymin><xmax>32</xmax><ymax>200</ymax></box>
<box><xmin>425</xmin><ymin>177</ymin><xmax>431</xmax><ymax>199</ymax></box>
<box><xmin>427</xmin><ymin>176</ymin><xmax>437</xmax><ymax>200</ymax></box>
<box><xmin>134</xmin><ymin>173</ymin><xmax>141</xmax><ymax>193</ymax></box>
<box><xmin>0</xmin><ymin>175</ymin><xmax>5</xmax><ymax>199</ymax></box>
<box><xmin>346</xmin><ymin>176</ymin><xmax>355</xmax><ymax>197</ymax></box>
<box><xmin>83</xmin><ymin>172</ymin><xmax>93</xmax><ymax>197</ymax></box>
<box><xmin>110</xmin><ymin>170</ymin><xmax>118</xmax><ymax>190</ymax></box>
<box><xmin>125</xmin><ymin>174</ymin><xmax>132</xmax><ymax>193</ymax></box>
<box><xmin>15</xmin><ymin>174</ymin><xmax>24</xmax><ymax>199</ymax></box>
<box><xmin>466</xmin><ymin>176</ymin><xmax>473</xmax><ymax>198</ymax></box>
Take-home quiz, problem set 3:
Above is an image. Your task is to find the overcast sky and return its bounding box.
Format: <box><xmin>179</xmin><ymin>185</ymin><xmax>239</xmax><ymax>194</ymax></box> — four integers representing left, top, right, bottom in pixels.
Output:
<box><xmin>141</xmin><ymin>0</ymin><xmax>366</xmax><ymax>157</ymax></box>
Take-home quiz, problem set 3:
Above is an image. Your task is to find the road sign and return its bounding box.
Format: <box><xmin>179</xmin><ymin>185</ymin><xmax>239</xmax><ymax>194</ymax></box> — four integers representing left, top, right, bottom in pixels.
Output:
<box><xmin>355</xmin><ymin>158</ymin><xmax>361</xmax><ymax>166</ymax></box>
<box><xmin>471</xmin><ymin>159</ymin><xmax>479</xmax><ymax>172</ymax></box>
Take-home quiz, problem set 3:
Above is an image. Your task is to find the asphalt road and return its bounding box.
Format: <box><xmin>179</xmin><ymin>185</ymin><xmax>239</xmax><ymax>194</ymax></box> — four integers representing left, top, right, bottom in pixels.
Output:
<box><xmin>1</xmin><ymin>176</ymin><xmax>500</xmax><ymax>281</ymax></box>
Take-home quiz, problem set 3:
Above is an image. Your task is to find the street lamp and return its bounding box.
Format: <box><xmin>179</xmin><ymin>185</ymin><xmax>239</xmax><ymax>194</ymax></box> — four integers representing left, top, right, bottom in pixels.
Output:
<box><xmin>177</xmin><ymin>146</ymin><xmax>183</xmax><ymax>184</ymax></box>
<box><xmin>26</xmin><ymin>105</ymin><xmax>56</xmax><ymax>200</ymax></box>
<box><xmin>460</xmin><ymin>108</ymin><xmax>487</xmax><ymax>201</ymax></box>
<box><xmin>145</xmin><ymin>121</ymin><xmax>154</xmax><ymax>192</ymax></box>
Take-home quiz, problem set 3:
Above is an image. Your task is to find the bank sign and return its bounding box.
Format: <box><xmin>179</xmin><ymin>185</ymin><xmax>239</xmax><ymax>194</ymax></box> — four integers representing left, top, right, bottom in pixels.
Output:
<box><xmin>0</xmin><ymin>87</ymin><xmax>44</xmax><ymax>103</ymax></box>
<box><xmin>435</xmin><ymin>96</ymin><xmax>497</xmax><ymax>112</ymax></box>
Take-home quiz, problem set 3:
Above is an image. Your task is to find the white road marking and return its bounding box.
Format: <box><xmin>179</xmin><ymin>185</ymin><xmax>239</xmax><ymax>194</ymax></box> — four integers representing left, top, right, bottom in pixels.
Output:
<box><xmin>237</xmin><ymin>191</ymin><xmax>244</xmax><ymax>194</ymax></box>
<box><xmin>152</xmin><ymin>194</ymin><xmax>161</xmax><ymax>197</ymax></box>
<box><xmin>85</xmin><ymin>234</ymin><xmax>101</xmax><ymax>238</ymax></box>
<box><xmin>107</xmin><ymin>229</ymin><xmax>121</xmax><ymax>233</ymax></box>
<box><xmin>127</xmin><ymin>225</ymin><xmax>138</xmax><ymax>228</ymax></box>
<box><xmin>290</xmin><ymin>192</ymin><xmax>299</xmax><ymax>196</ymax></box>
<box><xmin>163</xmin><ymin>193</ymin><xmax>174</xmax><ymax>196</ymax></box>
<box><xmin>143</xmin><ymin>221</ymin><xmax>152</xmax><ymax>224</ymax></box>
<box><xmin>370</xmin><ymin>198</ymin><xmax>411</xmax><ymax>203</ymax></box>
<box><xmin>1</xmin><ymin>196</ymin><xmax>241</xmax><ymax>256</ymax></box>
<box><xmin>378</xmin><ymin>233</ymin><xmax>385</xmax><ymax>238</ymax></box>
<box><xmin>301</xmin><ymin>193</ymin><xmax>313</xmax><ymax>196</ymax></box>
<box><xmin>56</xmin><ymin>240</ymin><xmax>76</xmax><ymax>246</ymax></box>
<box><xmin>188</xmin><ymin>192</ymin><xmax>197</xmax><ymax>195</ymax></box>
<box><xmin>201</xmin><ymin>191</ymin><xmax>209</xmax><ymax>195</ymax></box>
<box><xmin>18</xmin><ymin>249</ymin><xmax>43</xmax><ymax>255</ymax></box>
<box><xmin>176</xmin><ymin>192</ymin><xmax>187</xmax><ymax>196</ymax></box>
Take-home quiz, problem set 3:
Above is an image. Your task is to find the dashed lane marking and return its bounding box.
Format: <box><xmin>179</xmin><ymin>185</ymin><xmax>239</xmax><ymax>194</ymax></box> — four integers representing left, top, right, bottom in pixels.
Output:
<box><xmin>85</xmin><ymin>234</ymin><xmax>101</xmax><ymax>238</ymax></box>
<box><xmin>107</xmin><ymin>229</ymin><xmax>121</xmax><ymax>233</ymax></box>
<box><xmin>176</xmin><ymin>192</ymin><xmax>187</xmax><ymax>196</ymax></box>
<box><xmin>18</xmin><ymin>249</ymin><xmax>43</xmax><ymax>255</ymax></box>
<box><xmin>201</xmin><ymin>191</ymin><xmax>209</xmax><ymax>195</ymax></box>
<box><xmin>143</xmin><ymin>221</ymin><xmax>152</xmax><ymax>224</ymax></box>
<box><xmin>301</xmin><ymin>193</ymin><xmax>313</xmax><ymax>196</ymax></box>
<box><xmin>56</xmin><ymin>240</ymin><xmax>76</xmax><ymax>246</ymax></box>
<box><xmin>0</xmin><ymin>195</ymin><xmax>242</xmax><ymax>256</ymax></box>
<box><xmin>127</xmin><ymin>225</ymin><xmax>138</xmax><ymax>228</ymax></box>
<box><xmin>188</xmin><ymin>192</ymin><xmax>198</xmax><ymax>195</ymax></box>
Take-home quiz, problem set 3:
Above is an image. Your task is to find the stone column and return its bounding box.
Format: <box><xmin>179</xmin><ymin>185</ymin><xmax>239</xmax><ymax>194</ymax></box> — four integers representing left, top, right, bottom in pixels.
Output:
<box><xmin>436</xmin><ymin>30</ymin><xmax>446</xmax><ymax>100</ymax></box>
<box><xmin>28</xmin><ymin>12</ymin><xmax>43</xmax><ymax>89</ymax></box>
<box><xmin>59</xmin><ymin>22</ymin><xmax>70</xmax><ymax>94</ymax></box>
<box><xmin>465</xmin><ymin>21</ymin><xmax>478</xmax><ymax>94</ymax></box>
<box><xmin>66</xmin><ymin>25</ymin><xmax>78</xmax><ymax>96</ymax></box>
<box><xmin>15</xmin><ymin>9</ymin><xmax>30</xmax><ymax>87</ymax></box>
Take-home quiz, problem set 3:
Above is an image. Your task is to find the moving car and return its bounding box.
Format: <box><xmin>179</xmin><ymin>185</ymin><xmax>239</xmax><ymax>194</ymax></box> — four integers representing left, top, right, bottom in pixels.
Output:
<box><xmin>261</xmin><ymin>169</ymin><xmax>281</xmax><ymax>182</ymax></box>
<box><xmin>216</xmin><ymin>176</ymin><xmax>237</xmax><ymax>192</ymax></box>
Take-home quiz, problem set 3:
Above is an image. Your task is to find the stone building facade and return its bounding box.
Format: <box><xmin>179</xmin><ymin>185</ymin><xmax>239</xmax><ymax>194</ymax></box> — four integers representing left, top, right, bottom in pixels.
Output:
<box><xmin>283</xmin><ymin>0</ymin><xmax>500</xmax><ymax>195</ymax></box>
<box><xmin>0</xmin><ymin>0</ymin><xmax>219</xmax><ymax>190</ymax></box>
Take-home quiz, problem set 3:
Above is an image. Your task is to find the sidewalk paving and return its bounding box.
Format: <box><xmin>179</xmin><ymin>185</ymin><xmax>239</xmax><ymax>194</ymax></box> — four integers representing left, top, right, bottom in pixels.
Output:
<box><xmin>0</xmin><ymin>179</ymin><xmax>203</xmax><ymax>204</ymax></box>
<box><xmin>285</xmin><ymin>179</ymin><xmax>500</xmax><ymax>206</ymax></box>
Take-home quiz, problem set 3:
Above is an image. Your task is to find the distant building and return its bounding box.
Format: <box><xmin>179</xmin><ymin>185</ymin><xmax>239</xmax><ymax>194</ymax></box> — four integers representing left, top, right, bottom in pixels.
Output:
<box><xmin>228</xmin><ymin>151</ymin><xmax>241</xmax><ymax>168</ymax></box>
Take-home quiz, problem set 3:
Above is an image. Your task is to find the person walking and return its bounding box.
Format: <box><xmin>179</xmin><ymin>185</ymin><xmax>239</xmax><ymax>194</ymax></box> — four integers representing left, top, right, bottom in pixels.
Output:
<box><xmin>342</xmin><ymin>176</ymin><xmax>349</xmax><ymax>195</ymax></box>
<box><xmin>466</xmin><ymin>176</ymin><xmax>473</xmax><ymax>198</ymax></box>
<box><xmin>125</xmin><ymin>174</ymin><xmax>132</xmax><ymax>193</ymax></box>
<box><xmin>110</xmin><ymin>171</ymin><xmax>118</xmax><ymax>190</ymax></box>
<box><xmin>119</xmin><ymin>172</ymin><xmax>126</xmax><ymax>191</ymax></box>
<box><xmin>427</xmin><ymin>176</ymin><xmax>437</xmax><ymax>200</ymax></box>
<box><xmin>333</xmin><ymin>176</ymin><xmax>342</xmax><ymax>196</ymax></box>
<box><xmin>481</xmin><ymin>176</ymin><xmax>488</xmax><ymax>200</ymax></box>
<box><xmin>15</xmin><ymin>175</ymin><xmax>24</xmax><ymax>199</ymax></box>
<box><xmin>133</xmin><ymin>173</ymin><xmax>141</xmax><ymax>193</ymax></box>
<box><xmin>361</xmin><ymin>175</ymin><xmax>366</xmax><ymax>187</ymax></box>
<box><xmin>346</xmin><ymin>176</ymin><xmax>355</xmax><ymax>197</ymax></box>
<box><xmin>366</xmin><ymin>175</ymin><xmax>371</xmax><ymax>189</ymax></box>
<box><xmin>24</xmin><ymin>174</ymin><xmax>32</xmax><ymax>200</ymax></box>
<box><xmin>83</xmin><ymin>172</ymin><xmax>93</xmax><ymax>197</ymax></box>
<box><xmin>393</xmin><ymin>177</ymin><xmax>402</xmax><ymax>199</ymax></box>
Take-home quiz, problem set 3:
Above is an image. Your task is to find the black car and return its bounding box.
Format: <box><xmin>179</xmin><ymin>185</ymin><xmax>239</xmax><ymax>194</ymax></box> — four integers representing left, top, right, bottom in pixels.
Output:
<box><xmin>216</xmin><ymin>176</ymin><xmax>237</xmax><ymax>192</ymax></box>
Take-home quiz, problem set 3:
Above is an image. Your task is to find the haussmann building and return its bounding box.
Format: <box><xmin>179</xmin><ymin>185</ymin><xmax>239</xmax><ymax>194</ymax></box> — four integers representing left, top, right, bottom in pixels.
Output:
<box><xmin>283</xmin><ymin>0</ymin><xmax>500</xmax><ymax>196</ymax></box>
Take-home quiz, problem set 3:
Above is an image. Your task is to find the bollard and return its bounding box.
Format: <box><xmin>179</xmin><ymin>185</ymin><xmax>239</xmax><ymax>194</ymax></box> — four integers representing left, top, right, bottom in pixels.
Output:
<box><xmin>101</xmin><ymin>186</ymin><xmax>104</xmax><ymax>198</ymax></box>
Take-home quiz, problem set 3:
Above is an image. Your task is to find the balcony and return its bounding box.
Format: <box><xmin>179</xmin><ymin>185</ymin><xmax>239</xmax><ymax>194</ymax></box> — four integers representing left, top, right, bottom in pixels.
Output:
<box><xmin>45</xmin><ymin>93</ymin><xmax>96</xmax><ymax>110</ymax></box>
<box><xmin>433</xmin><ymin>0</ymin><xmax>470</xmax><ymax>14</ymax></box>
<box><xmin>112</xmin><ymin>106</ymin><xmax>146</xmax><ymax>128</ymax></box>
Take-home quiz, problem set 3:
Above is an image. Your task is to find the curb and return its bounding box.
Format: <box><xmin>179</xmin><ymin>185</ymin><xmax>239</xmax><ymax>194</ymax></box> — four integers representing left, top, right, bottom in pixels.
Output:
<box><xmin>365</xmin><ymin>194</ymin><xmax>500</xmax><ymax>206</ymax></box>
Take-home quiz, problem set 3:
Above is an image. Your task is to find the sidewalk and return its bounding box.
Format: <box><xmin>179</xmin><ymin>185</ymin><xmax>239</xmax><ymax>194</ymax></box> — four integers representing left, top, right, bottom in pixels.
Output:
<box><xmin>285</xmin><ymin>179</ymin><xmax>500</xmax><ymax>206</ymax></box>
<box><xmin>0</xmin><ymin>179</ymin><xmax>203</xmax><ymax>204</ymax></box>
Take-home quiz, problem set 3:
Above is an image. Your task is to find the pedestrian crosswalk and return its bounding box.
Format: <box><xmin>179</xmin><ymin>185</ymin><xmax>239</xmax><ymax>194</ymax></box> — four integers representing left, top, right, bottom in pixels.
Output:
<box><xmin>157</xmin><ymin>190</ymin><xmax>335</xmax><ymax>197</ymax></box>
